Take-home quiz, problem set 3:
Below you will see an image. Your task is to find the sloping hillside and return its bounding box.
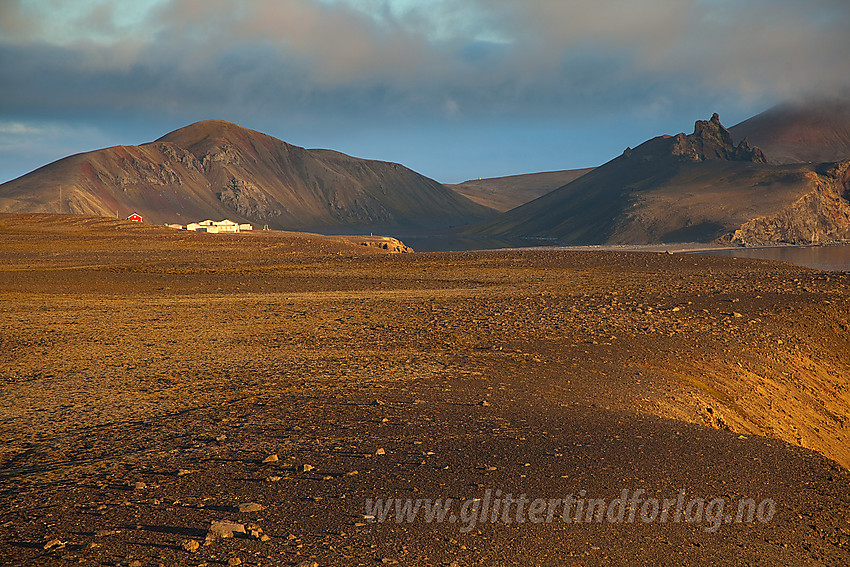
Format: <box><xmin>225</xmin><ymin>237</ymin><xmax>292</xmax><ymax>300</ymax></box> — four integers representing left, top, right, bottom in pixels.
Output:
<box><xmin>730</xmin><ymin>98</ymin><xmax>850</xmax><ymax>165</ymax></box>
<box><xmin>0</xmin><ymin>120</ymin><xmax>496</xmax><ymax>232</ymax></box>
<box><xmin>469</xmin><ymin>114</ymin><xmax>850</xmax><ymax>245</ymax></box>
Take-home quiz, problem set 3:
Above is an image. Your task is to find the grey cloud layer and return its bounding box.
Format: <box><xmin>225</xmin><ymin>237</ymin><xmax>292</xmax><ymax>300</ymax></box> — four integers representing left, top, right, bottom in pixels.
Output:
<box><xmin>2</xmin><ymin>0</ymin><xmax>849</xmax><ymax>121</ymax></box>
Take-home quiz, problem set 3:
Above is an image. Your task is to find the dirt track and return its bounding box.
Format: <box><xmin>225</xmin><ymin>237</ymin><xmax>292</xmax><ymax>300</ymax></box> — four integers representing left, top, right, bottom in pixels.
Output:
<box><xmin>1</xmin><ymin>215</ymin><xmax>848</xmax><ymax>566</ymax></box>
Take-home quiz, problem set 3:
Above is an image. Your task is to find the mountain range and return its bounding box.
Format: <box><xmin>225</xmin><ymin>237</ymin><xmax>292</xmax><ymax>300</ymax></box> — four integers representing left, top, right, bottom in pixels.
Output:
<box><xmin>0</xmin><ymin>120</ymin><xmax>494</xmax><ymax>232</ymax></box>
<box><xmin>467</xmin><ymin>112</ymin><xmax>850</xmax><ymax>246</ymax></box>
<box><xmin>2</xmin><ymin>99</ymin><xmax>850</xmax><ymax>247</ymax></box>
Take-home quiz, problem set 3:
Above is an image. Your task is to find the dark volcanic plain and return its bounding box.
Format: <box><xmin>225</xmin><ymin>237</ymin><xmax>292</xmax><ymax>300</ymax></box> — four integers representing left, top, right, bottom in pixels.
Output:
<box><xmin>1</xmin><ymin>215</ymin><xmax>848</xmax><ymax>567</ymax></box>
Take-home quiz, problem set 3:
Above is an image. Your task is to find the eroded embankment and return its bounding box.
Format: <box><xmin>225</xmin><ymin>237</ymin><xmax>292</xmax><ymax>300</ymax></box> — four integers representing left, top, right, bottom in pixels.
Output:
<box><xmin>632</xmin><ymin>284</ymin><xmax>850</xmax><ymax>469</ymax></box>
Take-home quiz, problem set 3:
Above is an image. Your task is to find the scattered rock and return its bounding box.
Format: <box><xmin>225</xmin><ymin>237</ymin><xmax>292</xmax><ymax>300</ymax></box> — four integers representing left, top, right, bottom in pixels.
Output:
<box><xmin>182</xmin><ymin>539</ymin><xmax>200</xmax><ymax>553</ymax></box>
<box><xmin>237</xmin><ymin>502</ymin><xmax>265</xmax><ymax>513</ymax></box>
<box><xmin>262</xmin><ymin>454</ymin><xmax>280</xmax><ymax>463</ymax></box>
<box><xmin>247</xmin><ymin>524</ymin><xmax>266</xmax><ymax>539</ymax></box>
<box><xmin>300</xmin><ymin>464</ymin><xmax>314</xmax><ymax>472</ymax></box>
<box><xmin>95</xmin><ymin>529</ymin><xmax>122</xmax><ymax>537</ymax></box>
<box><xmin>265</xmin><ymin>475</ymin><xmax>282</xmax><ymax>482</ymax></box>
<box><xmin>206</xmin><ymin>520</ymin><xmax>247</xmax><ymax>544</ymax></box>
<box><xmin>478</xmin><ymin>400</ymin><xmax>491</xmax><ymax>407</ymax></box>
<box><xmin>228</xmin><ymin>557</ymin><xmax>243</xmax><ymax>566</ymax></box>
<box><xmin>375</xmin><ymin>448</ymin><xmax>386</xmax><ymax>455</ymax></box>
<box><xmin>177</xmin><ymin>469</ymin><xmax>193</xmax><ymax>476</ymax></box>
<box><xmin>371</xmin><ymin>399</ymin><xmax>385</xmax><ymax>406</ymax></box>
<box><xmin>297</xmin><ymin>561</ymin><xmax>319</xmax><ymax>567</ymax></box>
<box><xmin>133</xmin><ymin>481</ymin><xmax>147</xmax><ymax>490</ymax></box>
<box><xmin>43</xmin><ymin>539</ymin><xmax>65</xmax><ymax>551</ymax></box>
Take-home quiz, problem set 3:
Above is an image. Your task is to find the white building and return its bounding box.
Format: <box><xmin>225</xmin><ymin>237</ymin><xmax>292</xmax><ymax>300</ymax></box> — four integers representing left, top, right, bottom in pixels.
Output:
<box><xmin>215</xmin><ymin>219</ymin><xmax>239</xmax><ymax>233</ymax></box>
<box><xmin>185</xmin><ymin>219</ymin><xmax>253</xmax><ymax>233</ymax></box>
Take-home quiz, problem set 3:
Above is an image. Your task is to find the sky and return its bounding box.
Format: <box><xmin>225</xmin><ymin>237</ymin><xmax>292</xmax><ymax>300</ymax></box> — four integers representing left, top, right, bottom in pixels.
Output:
<box><xmin>1</xmin><ymin>0</ymin><xmax>849</xmax><ymax>184</ymax></box>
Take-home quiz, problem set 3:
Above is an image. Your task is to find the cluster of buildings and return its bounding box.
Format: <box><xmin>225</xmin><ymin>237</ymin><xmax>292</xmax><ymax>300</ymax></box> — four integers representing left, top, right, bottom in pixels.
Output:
<box><xmin>125</xmin><ymin>213</ymin><xmax>254</xmax><ymax>233</ymax></box>
<box><xmin>167</xmin><ymin>219</ymin><xmax>254</xmax><ymax>233</ymax></box>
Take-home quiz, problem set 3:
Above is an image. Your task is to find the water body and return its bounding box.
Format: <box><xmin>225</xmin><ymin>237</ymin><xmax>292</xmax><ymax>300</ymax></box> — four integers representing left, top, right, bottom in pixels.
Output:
<box><xmin>696</xmin><ymin>244</ymin><xmax>850</xmax><ymax>272</ymax></box>
<box><xmin>397</xmin><ymin>233</ymin><xmax>850</xmax><ymax>271</ymax></box>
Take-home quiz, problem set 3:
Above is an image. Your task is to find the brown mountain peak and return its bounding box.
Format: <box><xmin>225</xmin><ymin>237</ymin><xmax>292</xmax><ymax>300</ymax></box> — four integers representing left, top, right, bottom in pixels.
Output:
<box><xmin>156</xmin><ymin>119</ymin><xmax>277</xmax><ymax>154</ymax></box>
<box><xmin>157</xmin><ymin>119</ymin><xmax>248</xmax><ymax>141</ymax></box>
<box><xmin>730</xmin><ymin>97</ymin><xmax>850</xmax><ymax>164</ymax></box>
<box><xmin>467</xmin><ymin>109</ymin><xmax>850</xmax><ymax>246</ymax></box>
<box><xmin>0</xmin><ymin>120</ymin><xmax>495</xmax><ymax>231</ymax></box>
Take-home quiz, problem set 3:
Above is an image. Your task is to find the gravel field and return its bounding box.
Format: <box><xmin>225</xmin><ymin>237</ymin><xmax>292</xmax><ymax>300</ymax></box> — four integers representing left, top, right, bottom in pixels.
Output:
<box><xmin>1</xmin><ymin>215</ymin><xmax>848</xmax><ymax>566</ymax></box>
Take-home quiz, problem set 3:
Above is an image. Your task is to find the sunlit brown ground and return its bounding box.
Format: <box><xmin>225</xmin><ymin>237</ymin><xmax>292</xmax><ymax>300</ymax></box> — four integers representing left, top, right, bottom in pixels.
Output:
<box><xmin>1</xmin><ymin>214</ymin><xmax>848</xmax><ymax>566</ymax></box>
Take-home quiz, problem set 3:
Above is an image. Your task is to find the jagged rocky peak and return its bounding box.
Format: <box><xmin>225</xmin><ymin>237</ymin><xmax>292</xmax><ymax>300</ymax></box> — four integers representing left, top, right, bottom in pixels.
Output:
<box><xmin>673</xmin><ymin>113</ymin><xmax>767</xmax><ymax>163</ymax></box>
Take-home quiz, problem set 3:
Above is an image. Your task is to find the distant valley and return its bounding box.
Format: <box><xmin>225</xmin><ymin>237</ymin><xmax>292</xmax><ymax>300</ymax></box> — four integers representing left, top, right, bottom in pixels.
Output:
<box><xmin>446</xmin><ymin>168</ymin><xmax>594</xmax><ymax>212</ymax></box>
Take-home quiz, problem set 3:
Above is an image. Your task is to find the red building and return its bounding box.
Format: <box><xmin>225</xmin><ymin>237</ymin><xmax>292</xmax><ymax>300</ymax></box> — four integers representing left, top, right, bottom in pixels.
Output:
<box><xmin>127</xmin><ymin>213</ymin><xmax>142</xmax><ymax>222</ymax></box>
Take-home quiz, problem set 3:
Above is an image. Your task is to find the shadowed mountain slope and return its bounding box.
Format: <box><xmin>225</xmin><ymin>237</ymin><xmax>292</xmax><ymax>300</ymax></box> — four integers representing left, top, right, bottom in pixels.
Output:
<box><xmin>469</xmin><ymin>114</ymin><xmax>850</xmax><ymax>246</ymax></box>
<box><xmin>730</xmin><ymin>97</ymin><xmax>850</xmax><ymax>165</ymax></box>
<box><xmin>0</xmin><ymin>120</ymin><xmax>496</xmax><ymax>232</ymax></box>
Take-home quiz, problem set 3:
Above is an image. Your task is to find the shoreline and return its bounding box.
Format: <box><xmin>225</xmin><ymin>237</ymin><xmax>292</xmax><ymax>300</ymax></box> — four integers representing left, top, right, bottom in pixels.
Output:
<box><xmin>492</xmin><ymin>241</ymin><xmax>850</xmax><ymax>254</ymax></box>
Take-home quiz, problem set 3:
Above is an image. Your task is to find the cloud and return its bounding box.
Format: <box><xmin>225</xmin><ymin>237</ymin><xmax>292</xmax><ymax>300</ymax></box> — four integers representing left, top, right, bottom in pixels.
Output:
<box><xmin>1</xmin><ymin>0</ymin><xmax>848</xmax><ymax>182</ymax></box>
<box><xmin>2</xmin><ymin>0</ymin><xmax>846</xmax><ymax>120</ymax></box>
<box><xmin>0</xmin><ymin>119</ymin><xmax>116</xmax><ymax>184</ymax></box>
<box><xmin>0</xmin><ymin>122</ymin><xmax>45</xmax><ymax>136</ymax></box>
<box><xmin>0</xmin><ymin>120</ymin><xmax>111</xmax><ymax>153</ymax></box>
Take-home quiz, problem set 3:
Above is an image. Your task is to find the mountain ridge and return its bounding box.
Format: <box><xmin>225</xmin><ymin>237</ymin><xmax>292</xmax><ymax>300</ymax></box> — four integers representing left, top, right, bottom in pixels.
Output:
<box><xmin>0</xmin><ymin>119</ymin><xmax>496</xmax><ymax>232</ymax></box>
<box><xmin>468</xmin><ymin>114</ymin><xmax>850</xmax><ymax>246</ymax></box>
